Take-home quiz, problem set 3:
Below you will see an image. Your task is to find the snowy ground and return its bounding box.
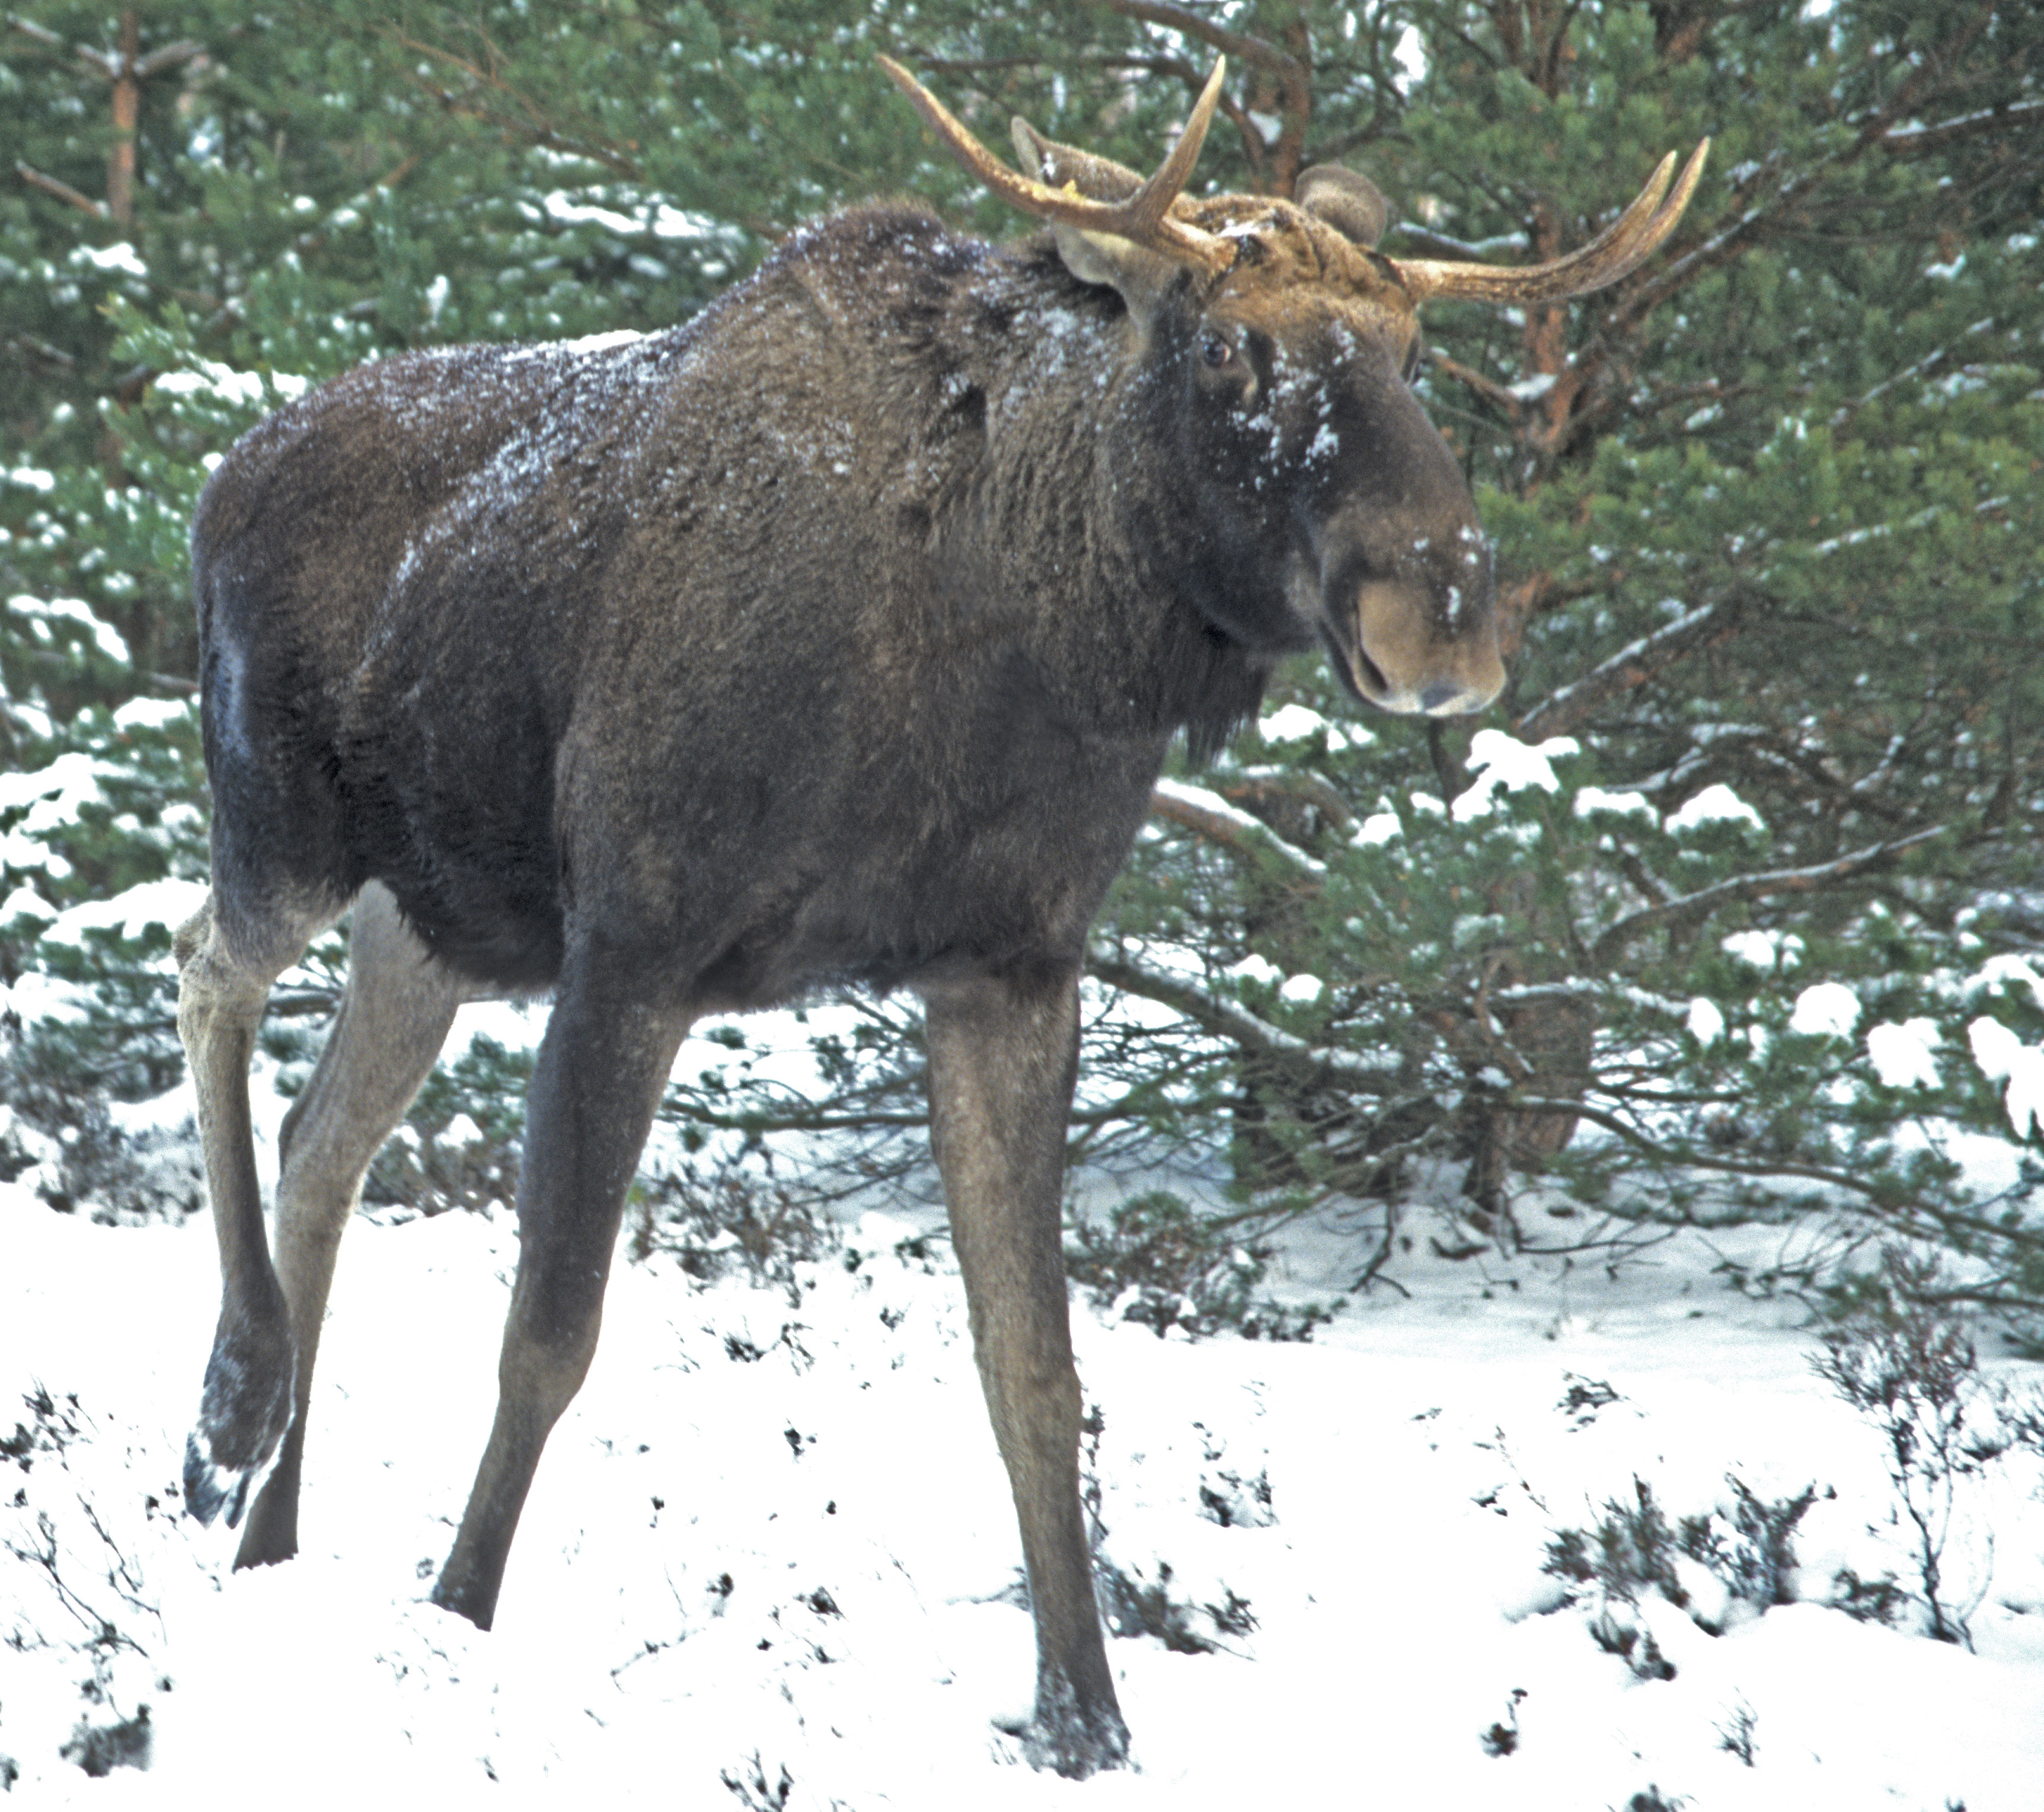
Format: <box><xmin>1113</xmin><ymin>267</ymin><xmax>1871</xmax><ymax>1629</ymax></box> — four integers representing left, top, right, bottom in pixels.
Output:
<box><xmin>4</xmin><ymin>1075</ymin><xmax>2043</xmax><ymax>1809</ymax></box>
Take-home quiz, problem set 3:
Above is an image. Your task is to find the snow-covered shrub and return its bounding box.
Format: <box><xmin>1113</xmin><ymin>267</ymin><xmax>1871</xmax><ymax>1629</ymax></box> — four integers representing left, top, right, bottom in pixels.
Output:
<box><xmin>1</xmin><ymin>1386</ymin><xmax>168</xmax><ymax>1782</ymax></box>
<box><xmin>1811</xmin><ymin>1248</ymin><xmax>2013</xmax><ymax>1645</ymax></box>
<box><xmin>628</xmin><ymin>1155</ymin><xmax>837</xmax><ymax>1290</ymax></box>
<box><xmin>1543</xmin><ymin>1470</ymin><xmax>1820</xmax><ymax>1675</ymax></box>
<box><xmin>1065</xmin><ymin>1188</ymin><xmax>1331</xmax><ymax>1341</ymax></box>
<box><xmin>1090</xmin><ymin>1555</ymin><xmax>1255</xmax><ymax>1655</ymax></box>
<box><xmin>357</xmin><ymin>1033</ymin><xmax>534</xmax><ymax>1219</ymax></box>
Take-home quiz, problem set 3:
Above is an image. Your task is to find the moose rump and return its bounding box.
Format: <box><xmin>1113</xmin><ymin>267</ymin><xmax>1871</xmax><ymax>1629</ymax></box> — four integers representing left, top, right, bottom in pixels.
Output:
<box><xmin>173</xmin><ymin>55</ymin><xmax>1701</xmax><ymax>1779</ymax></box>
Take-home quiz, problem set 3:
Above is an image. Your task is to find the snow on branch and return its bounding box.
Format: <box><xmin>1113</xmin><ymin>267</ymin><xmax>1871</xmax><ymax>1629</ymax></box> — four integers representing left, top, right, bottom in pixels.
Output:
<box><xmin>1516</xmin><ymin>599</ymin><xmax>1738</xmax><ymax>742</ymax></box>
<box><xmin>1590</xmin><ymin>825</ymin><xmax>1947</xmax><ymax>966</ymax></box>
<box><xmin>1150</xmin><ymin>777</ymin><xmax>1327</xmax><ymax>878</ymax></box>
<box><xmin>1087</xmin><ymin>949</ymin><xmax>1398</xmax><ymax>1091</ymax></box>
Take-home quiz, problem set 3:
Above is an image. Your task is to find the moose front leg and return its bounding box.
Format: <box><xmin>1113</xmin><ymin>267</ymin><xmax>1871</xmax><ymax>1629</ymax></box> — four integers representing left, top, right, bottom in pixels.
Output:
<box><xmin>924</xmin><ymin>968</ymin><xmax>1129</xmax><ymax>1778</ymax></box>
<box><xmin>432</xmin><ymin>965</ymin><xmax>689</xmax><ymax>1629</ymax></box>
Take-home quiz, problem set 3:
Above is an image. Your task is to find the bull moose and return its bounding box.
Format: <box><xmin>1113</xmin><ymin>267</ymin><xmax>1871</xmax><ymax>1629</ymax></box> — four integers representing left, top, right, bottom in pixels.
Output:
<box><xmin>174</xmin><ymin>56</ymin><xmax>1704</xmax><ymax>1775</ymax></box>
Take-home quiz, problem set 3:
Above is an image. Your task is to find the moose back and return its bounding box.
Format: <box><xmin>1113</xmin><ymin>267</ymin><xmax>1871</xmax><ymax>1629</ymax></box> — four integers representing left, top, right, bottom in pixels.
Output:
<box><xmin>174</xmin><ymin>58</ymin><xmax>1703</xmax><ymax>1776</ymax></box>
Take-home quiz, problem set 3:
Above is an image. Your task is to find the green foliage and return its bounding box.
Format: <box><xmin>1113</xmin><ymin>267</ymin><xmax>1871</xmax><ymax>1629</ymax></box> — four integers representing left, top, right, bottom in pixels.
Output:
<box><xmin>2</xmin><ymin>2</ymin><xmax>2040</xmax><ymax>1320</ymax></box>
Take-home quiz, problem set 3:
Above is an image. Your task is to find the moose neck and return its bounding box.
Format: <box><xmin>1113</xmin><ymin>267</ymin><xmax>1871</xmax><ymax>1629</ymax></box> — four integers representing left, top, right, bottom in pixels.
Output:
<box><xmin>799</xmin><ymin>215</ymin><xmax>1275</xmax><ymax>765</ymax></box>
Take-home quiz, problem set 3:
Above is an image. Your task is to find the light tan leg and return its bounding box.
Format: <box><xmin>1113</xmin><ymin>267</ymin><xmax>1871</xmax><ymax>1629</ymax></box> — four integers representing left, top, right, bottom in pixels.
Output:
<box><xmin>924</xmin><ymin>967</ymin><xmax>1129</xmax><ymax>1778</ymax></box>
<box><xmin>234</xmin><ymin>883</ymin><xmax>471</xmax><ymax>1567</ymax></box>
<box><xmin>177</xmin><ymin>889</ymin><xmax>334</xmax><ymax>1527</ymax></box>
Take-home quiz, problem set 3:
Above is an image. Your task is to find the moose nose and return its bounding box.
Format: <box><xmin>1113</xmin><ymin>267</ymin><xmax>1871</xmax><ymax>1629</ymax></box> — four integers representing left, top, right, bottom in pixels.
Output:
<box><xmin>1353</xmin><ymin>579</ymin><xmax>1506</xmax><ymax>717</ymax></box>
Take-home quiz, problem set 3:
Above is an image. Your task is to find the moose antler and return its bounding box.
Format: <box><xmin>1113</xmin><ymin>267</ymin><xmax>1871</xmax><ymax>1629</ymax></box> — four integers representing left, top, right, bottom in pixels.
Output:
<box><xmin>879</xmin><ymin>54</ymin><xmax>1234</xmax><ymax>273</ymax></box>
<box><xmin>881</xmin><ymin>55</ymin><xmax>1705</xmax><ymax>306</ymax></box>
<box><xmin>1385</xmin><ymin>141</ymin><xmax>1710</xmax><ymax>305</ymax></box>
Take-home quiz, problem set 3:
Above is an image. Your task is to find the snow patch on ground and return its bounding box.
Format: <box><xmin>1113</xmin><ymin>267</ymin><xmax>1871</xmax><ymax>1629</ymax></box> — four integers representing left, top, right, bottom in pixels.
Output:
<box><xmin>3</xmin><ymin>1096</ymin><xmax>2042</xmax><ymax>1807</ymax></box>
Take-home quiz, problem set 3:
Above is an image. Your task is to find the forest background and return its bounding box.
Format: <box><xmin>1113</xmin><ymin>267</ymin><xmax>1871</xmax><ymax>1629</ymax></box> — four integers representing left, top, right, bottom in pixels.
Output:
<box><xmin>2</xmin><ymin>0</ymin><xmax>2041</xmax><ymax>1339</ymax></box>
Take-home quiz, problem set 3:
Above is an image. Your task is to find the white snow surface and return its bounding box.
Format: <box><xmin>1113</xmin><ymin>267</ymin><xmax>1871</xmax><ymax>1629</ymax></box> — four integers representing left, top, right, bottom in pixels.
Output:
<box><xmin>1254</xmin><ymin>704</ymin><xmax>1327</xmax><ymax>744</ymax></box>
<box><xmin>1969</xmin><ymin>1017</ymin><xmax>2044</xmax><ymax>1138</ymax></box>
<box><xmin>1449</xmin><ymin>730</ymin><xmax>1579</xmax><ymax>822</ymax></box>
<box><xmin>4</xmin><ymin>1101</ymin><xmax>2044</xmax><ymax>1807</ymax></box>
<box><xmin>1866</xmin><ymin>1018</ymin><xmax>1944</xmax><ymax>1090</ymax></box>
<box><xmin>1668</xmin><ymin>784</ymin><xmax>1767</xmax><ymax>835</ymax></box>
<box><xmin>1787</xmin><ymin>982</ymin><xmax>1862</xmax><ymax>1041</ymax></box>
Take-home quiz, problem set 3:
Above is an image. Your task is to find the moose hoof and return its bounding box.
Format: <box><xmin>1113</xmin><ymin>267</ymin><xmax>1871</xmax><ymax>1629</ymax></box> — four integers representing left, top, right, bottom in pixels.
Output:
<box><xmin>183</xmin><ymin>1315</ymin><xmax>295</xmax><ymax>1531</ymax></box>
<box><xmin>1008</xmin><ymin>1689</ymin><xmax>1132</xmax><ymax>1779</ymax></box>
<box><xmin>183</xmin><ymin>1426</ymin><xmax>279</xmax><ymax>1531</ymax></box>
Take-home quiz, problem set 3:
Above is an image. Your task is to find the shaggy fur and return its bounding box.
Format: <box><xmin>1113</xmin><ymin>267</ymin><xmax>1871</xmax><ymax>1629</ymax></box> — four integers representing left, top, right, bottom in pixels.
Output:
<box><xmin>177</xmin><ymin>183</ymin><xmax>1500</xmax><ymax>1779</ymax></box>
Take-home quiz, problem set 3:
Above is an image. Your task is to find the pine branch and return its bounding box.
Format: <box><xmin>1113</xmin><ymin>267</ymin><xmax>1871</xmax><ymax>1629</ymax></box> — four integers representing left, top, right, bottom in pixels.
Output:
<box><xmin>1090</xmin><ymin>0</ymin><xmax>1313</xmax><ymax>192</ymax></box>
<box><xmin>1879</xmin><ymin>97</ymin><xmax>2044</xmax><ymax>156</ymax></box>
<box><xmin>1589</xmin><ymin>825</ymin><xmax>1948</xmax><ymax>965</ymax></box>
<box><xmin>15</xmin><ymin>162</ymin><xmax>104</xmax><ymax>218</ymax></box>
<box><xmin>1515</xmin><ymin>599</ymin><xmax>1740</xmax><ymax>742</ymax></box>
<box><xmin>1150</xmin><ymin>777</ymin><xmax>1327</xmax><ymax>878</ymax></box>
<box><xmin>1088</xmin><ymin>949</ymin><xmax>1400</xmax><ymax>1091</ymax></box>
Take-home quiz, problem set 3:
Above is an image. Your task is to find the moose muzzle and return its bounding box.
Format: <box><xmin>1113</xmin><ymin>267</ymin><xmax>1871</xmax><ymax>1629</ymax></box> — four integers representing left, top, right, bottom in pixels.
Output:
<box><xmin>1351</xmin><ymin>576</ymin><xmax>1506</xmax><ymax>718</ymax></box>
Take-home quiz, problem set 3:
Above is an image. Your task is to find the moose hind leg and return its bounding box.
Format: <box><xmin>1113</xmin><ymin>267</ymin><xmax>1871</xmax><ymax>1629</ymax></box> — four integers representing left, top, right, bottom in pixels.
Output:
<box><xmin>924</xmin><ymin>969</ymin><xmax>1129</xmax><ymax>1778</ymax></box>
<box><xmin>432</xmin><ymin>964</ymin><xmax>689</xmax><ymax>1630</ymax></box>
<box><xmin>176</xmin><ymin>888</ymin><xmax>338</xmax><ymax>1529</ymax></box>
<box><xmin>234</xmin><ymin>883</ymin><xmax>470</xmax><ymax>1568</ymax></box>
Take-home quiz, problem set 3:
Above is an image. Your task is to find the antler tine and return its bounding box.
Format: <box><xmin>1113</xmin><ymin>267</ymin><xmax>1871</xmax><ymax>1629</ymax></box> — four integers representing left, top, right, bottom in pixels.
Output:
<box><xmin>879</xmin><ymin>54</ymin><xmax>1232</xmax><ymax>272</ymax></box>
<box><xmin>1120</xmin><ymin>57</ymin><xmax>1227</xmax><ymax>236</ymax></box>
<box><xmin>1389</xmin><ymin>139</ymin><xmax>1710</xmax><ymax>307</ymax></box>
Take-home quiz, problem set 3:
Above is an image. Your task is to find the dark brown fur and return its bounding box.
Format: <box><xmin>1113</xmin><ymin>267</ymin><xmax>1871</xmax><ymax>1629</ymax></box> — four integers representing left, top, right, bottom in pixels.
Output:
<box><xmin>177</xmin><ymin>188</ymin><xmax>1500</xmax><ymax>1776</ymax></box>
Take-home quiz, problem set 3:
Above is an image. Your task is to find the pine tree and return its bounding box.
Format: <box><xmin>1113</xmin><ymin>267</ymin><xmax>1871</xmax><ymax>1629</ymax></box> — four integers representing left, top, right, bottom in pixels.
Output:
<box><xmin>4</xmin><ymin>3</ymin><xmax>2039</xmax><ymax>1326</ymax></box>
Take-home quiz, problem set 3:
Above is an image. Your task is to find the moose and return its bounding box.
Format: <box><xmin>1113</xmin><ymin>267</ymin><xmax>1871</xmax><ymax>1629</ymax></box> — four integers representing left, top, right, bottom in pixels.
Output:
<box><xmin>174</xmin><ymin>56</ymin><xmax>1704</xmax><ymax>1775</ymax></box>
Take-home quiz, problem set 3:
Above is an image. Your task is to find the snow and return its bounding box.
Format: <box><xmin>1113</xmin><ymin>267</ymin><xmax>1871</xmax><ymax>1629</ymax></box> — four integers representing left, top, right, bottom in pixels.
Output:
<box><xmin>1866</xmin><ymin>1019</ymin><xmax>1944</xmax><ymax>1090</ymax></box>
<box><xmin>6</xmin><ymin>985</ymin><xmax>2044</xmax><ymax>1812</ymax></box>
<box><xmin>111</xmin><ymin>696</ymin><xmax>195</xmax><ymax>733</ymax></box>
<box><xmin>39</xmin><ymin>878</ymin><xmax>208</xmax><ymax>949</ymax></box>
<box><xmin>1970</xmin><ymin>953</ymin><xmax>2044</xmax><ymax>1012</ymax></box>
<box><xmin>1451</xmin><ymin>730</ymin><xmax>1579</xmax><ymax>823</ymax></box>
<box><xmin>1721</xmin><ymin>929</ymin><xmax>1803</xmax><ymax>974</ymax></box>
<box><xmin>7</xmin><ymin>595</ymin><xmax>127</xmax><ymax>663</ymax></box>
<box><xmin>1787</xmin><ymin>982</ymin><xmax>1861</xmax><ymax>1040</ymax></box>
<box><xmin>1276</xmin><ymin>974</ymin><xmax>1323</xmax><ymax>1006</ymax></box>
<box><xmin>70</xmin><ymin>242</ymin><xmax>147</xmax><ymax>277</ymax></box>
<box><xmin>1225</xmin><ymin>953</ymin><xmax>1283</xmax><ymax>989</ymax></box>
<box><xmin>5</xmin><ymin>1154</ymin><xmax>2043</xmax><ymax>1810</ymax></box>
<box><xmin>1686</xmin><ymin>998</ymin><xmax>1726</xmax><ymax>1047</ymax></box>
<box><xmin>154</xmin><ymin>361</ymin><xmax>309</xmax><ymax>408</ymax></box>
<box><xmin>1967</xmin><ymin>1019</ymin><xmax>2044</xmax><ymax>1138</ymax></box>
<box><xmin>1256</xmin><ymin>704</ymin><xmax>1327</xmax><ymax>744</ymax></box>
<box><xmin>438</xmin><ymin>1113</ymin><xmax>484</xmax><ymax>1149</ymax></box>
<box><xmin>2</xmin><ymin>885</ymin><xmax>58</xmax><ymax>925</ymax></box>
<box><xmin>1667</xmin><ymin>784</ymin><xmax>1766</xmax><ymax>835</ymax></box>
<box><xmin>1574</xmin><ymin>786</ymin><xmax>1654</xmax><ymax>821</ymax></box>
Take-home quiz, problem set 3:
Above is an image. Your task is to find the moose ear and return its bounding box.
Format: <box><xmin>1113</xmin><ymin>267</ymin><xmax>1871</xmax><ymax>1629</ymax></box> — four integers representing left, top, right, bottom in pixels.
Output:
<box><xmin>1295</xmin><ymin>165</ymin><xmax>1389</xmax><ymax>250</ymax></box>
<box><xmin>1010</xmin><ymin>117</ymin><xmax>1183</xmax><ymax>305</ymax></box>
<box><xmin>1010</xmin><ymin>116</ymin><xmax>1145</xmax><ymax>200</ymax></box>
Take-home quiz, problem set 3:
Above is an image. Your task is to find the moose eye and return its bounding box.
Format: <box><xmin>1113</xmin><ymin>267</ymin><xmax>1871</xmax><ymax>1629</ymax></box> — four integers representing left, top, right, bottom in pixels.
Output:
<box><xmin>1200</xmin><ymin>331</ymin><xmax>1235</xmax><ymax>369</ymax></box>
